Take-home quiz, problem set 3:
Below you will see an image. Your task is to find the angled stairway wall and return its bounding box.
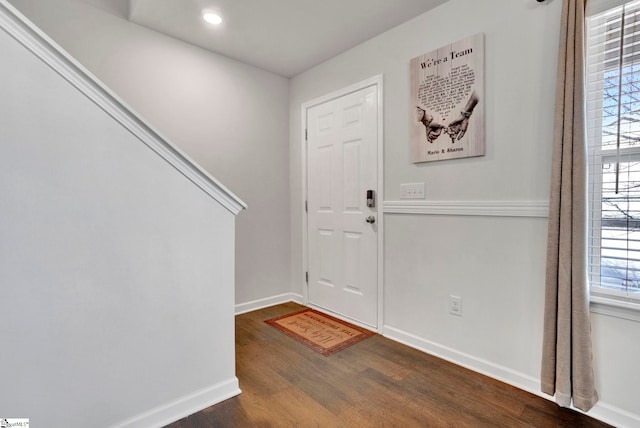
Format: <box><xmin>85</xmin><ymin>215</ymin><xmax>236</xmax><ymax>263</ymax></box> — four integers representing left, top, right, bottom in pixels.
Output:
<box><xmin>6</xmin><ymin>0</ymin><xmax>293</xmax><ymax>311</ymax></box>
<box><xmin>0</xmin><ymin>2</ymin><xmax>245</xmax><ymax>426</ymax></box>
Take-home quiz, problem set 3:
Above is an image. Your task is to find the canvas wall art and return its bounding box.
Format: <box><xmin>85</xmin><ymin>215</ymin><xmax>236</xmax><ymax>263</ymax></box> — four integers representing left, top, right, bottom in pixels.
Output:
<box><xmin>410</xmin><ymin>33</ymin><xmax>485</xmax><ymax>163</ymax></box>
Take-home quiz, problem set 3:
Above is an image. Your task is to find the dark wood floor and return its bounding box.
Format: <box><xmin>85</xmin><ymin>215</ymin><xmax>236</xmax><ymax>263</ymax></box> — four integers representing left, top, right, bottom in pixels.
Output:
<box><xmin>166</xmin><ymin>302</ymin><xmax>611</xmax><ymax>427</ymax></box>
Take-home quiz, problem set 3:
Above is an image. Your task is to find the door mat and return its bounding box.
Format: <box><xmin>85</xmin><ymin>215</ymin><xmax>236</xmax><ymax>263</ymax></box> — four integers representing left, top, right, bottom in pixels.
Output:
<box><xmin>264</xmin><ymin>308</ymin><xmax>375</xmax><ymax>356</ymax></box>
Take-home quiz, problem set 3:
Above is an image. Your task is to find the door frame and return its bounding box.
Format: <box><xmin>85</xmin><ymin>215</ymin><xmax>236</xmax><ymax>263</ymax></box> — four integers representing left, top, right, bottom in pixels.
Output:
<box><xmin>300</xmin><ymin>75</ymin><xmax>384</xmax><ymax>331</ymax></box>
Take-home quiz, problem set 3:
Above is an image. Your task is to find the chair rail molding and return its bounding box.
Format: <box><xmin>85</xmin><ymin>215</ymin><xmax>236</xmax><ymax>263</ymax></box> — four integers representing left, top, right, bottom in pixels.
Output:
<box><xmin>383</xmin><ymin>200</ymin><xmax>549</xmax><ymax>218</ymax></box>
<box><xmin>0</xmin><ymin>0</ymin><xmax>246</xmax><ymax>215</ymax></box>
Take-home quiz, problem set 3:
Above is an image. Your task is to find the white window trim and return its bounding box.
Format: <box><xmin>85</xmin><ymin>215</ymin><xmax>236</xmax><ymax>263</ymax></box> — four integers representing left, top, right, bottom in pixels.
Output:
<box><xmin>591</xmin><ymin>296</ymin><xmax>640</xmax><ymax>322</ymax></box>
<box><xmin>588</xmin><ymin>0</ymin><xmax>632</xmax><ymax>16</ymax></box>
<box><xmin>586</xmin><ymin>0</ymin><xmax>640</xmax><ymax>318</ymax></box>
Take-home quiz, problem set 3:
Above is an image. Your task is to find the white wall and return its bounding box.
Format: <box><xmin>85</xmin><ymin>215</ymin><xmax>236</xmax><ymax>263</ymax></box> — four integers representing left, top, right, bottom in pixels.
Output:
<box><xmin>0</xmin><ymin>14</ymin><xmax>238</xmax><ymax>427</ymax></box>
<box><xmin>290</xmin><ymin>0</ymin><xmax>640</xmax><ymax>426</ymax></box>
<box><xmin>8</xmin><ymin>0</ymin><xmax>292</xmax><ymax>307</ymax></box>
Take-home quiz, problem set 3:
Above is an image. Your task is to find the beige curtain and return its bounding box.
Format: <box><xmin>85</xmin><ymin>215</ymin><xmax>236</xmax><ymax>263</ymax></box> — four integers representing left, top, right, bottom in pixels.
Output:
<box><xmin>541</xmin><ymin>0</ymin><xmax>598</xmax><ymax>412</ymax></box>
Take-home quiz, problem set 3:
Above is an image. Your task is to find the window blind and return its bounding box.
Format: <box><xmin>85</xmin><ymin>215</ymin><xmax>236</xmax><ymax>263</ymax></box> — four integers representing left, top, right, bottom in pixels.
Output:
<box><xmin>586</xmin><ymin>0</ymin><xmax>640</xmax><ymax>304</ymax></box>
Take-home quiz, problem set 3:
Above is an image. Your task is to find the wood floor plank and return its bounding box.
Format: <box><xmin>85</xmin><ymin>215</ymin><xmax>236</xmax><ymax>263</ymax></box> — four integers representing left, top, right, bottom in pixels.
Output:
<box><xmin>344</xmin><ymin>367</ymin><xmax>466</xmax><ymax>427</ymax></box>
<box><xmin>165</xmin><ymin>304</ymin><xmax>613</xmax><ymax>428</ymax></box>
<box><xmin>267</xmin><ymin>386</ymin><xmax>342</xmax><ymax>427</ymax></box>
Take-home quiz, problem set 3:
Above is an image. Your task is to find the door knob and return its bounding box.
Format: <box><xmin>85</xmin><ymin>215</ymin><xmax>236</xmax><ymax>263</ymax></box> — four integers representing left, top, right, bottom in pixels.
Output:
<box><xmin>365</xmin><ymin>216</ymin><xmax>376</xmax><ymax>224</ymax></box>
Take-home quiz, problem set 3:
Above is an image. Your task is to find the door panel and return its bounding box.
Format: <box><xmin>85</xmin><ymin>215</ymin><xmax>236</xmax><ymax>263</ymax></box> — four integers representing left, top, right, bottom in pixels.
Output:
<box><xmin>306</xmin><ymin>85</ymin><xmax>378</xmax><ymax>327</ymax></box>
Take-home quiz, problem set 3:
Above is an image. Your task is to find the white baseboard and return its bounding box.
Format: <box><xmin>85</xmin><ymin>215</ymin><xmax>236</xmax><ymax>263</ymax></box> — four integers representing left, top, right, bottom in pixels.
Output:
<box><xmin>382</xmin><ymin>325</ymin><xmax>640</xmax><ymax>428</ymax></box>
<box><xmin>382</xmin><ymin>325</ymin><xmax>541</xmax><ymax>394</ymax></box>
<box><xmin>235</xmin><ymin>292</ymin><xmax>304</xmax><ymax>315</ymax></box>
<box><xmin>587</xmin><ymin>402</ymin><xmax>640</xmax><ymax>428</ymax></box>
<box><xmin>109</xmin><ymin>378</ymin><xmax>241</xmax><ymax>428</ymax></box>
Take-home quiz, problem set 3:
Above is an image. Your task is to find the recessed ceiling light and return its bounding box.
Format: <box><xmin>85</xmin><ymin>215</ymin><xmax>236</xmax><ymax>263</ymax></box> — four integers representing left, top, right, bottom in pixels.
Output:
<box><xmin>202</xmin><ymin>10</ymin><xmax>223</xmax><ymax>25</ymax></box>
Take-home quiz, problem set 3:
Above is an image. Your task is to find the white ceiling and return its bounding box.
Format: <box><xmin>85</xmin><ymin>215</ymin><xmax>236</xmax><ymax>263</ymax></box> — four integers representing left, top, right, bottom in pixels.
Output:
<box><xmin>115</xmin><ymin>0</ymin><xmax>449</xmax><ymax>77</ymax></box>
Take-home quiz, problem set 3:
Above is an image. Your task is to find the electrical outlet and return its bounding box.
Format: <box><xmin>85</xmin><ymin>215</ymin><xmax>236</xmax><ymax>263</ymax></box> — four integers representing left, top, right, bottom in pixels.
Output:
<box><xmin>449</xmin><ymin>295</ymin><xmax>462</xmax><ymax>316</ymax></box>
<box><xmin>400</xmin><ymin>182</ymin><xmax>425</xmax><ymax>199</ymax></box>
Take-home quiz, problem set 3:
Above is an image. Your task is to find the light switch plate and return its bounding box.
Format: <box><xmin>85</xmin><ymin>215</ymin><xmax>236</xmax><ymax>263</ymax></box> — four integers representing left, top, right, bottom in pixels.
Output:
<box><xmin>400</xmin><ymin>182</ymin><xmax>425</xmax><ymax>199</ymax></box>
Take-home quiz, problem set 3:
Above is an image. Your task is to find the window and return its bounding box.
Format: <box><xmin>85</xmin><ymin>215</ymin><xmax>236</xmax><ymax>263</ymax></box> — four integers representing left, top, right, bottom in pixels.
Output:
<box><xmin>586</xmin><ymin>0</ymin><xmax>640</xmax><ymax>308</ymax></box>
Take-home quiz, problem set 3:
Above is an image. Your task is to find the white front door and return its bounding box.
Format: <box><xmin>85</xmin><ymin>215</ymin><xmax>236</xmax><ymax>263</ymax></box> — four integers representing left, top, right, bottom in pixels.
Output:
<box><xmin>305</xmin><ymin>82</ymin><xmax>379</xmax><ymax>328</ymax></box>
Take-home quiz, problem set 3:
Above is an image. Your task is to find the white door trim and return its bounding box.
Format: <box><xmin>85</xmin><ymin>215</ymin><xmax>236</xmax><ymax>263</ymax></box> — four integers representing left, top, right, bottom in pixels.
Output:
<box><xmin>300</xmin><ymin>75</ymin><xmax>384</xmax><ymax>331</ymax></box>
